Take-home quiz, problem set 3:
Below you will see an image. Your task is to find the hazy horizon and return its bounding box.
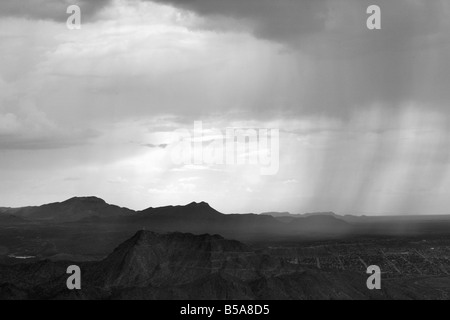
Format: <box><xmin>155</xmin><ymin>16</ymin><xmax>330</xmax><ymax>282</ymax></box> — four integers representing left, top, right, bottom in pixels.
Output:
<box><xmin>2</xmin><ymin>195</ymin><xmax>450</xmax><ymax>217</ymax></box>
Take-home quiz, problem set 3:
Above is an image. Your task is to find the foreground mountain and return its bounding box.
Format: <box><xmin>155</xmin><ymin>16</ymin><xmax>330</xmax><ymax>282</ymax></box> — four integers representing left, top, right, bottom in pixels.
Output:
<box><xmin>88</xmin><ymin>231</ymin><xmax>280</xmax><ymax>290</ymax></box>
<box><xmin>0</xmin><ymin>231</ymin><xmax>291</xmax><ymax>299</ymax></box>
<box><xmin>1</xmin><ymin>230</ymin><xmax>445</xmax><ymax>300</ymax></box>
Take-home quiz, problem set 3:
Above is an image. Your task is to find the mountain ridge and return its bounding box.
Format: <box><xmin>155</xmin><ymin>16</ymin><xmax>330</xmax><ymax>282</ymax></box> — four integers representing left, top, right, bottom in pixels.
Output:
<box><xmin>6</xmin><ymin>197</ymin><xmax>134</xmax><ymax>222</ymax></box>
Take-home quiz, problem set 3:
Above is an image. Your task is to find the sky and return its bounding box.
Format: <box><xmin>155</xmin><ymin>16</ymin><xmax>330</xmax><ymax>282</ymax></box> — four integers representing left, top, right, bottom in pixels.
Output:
<box><xmin>1</xmin><ymin>0</ymin><xmax>450</xmax><ymax>215</ymax></box>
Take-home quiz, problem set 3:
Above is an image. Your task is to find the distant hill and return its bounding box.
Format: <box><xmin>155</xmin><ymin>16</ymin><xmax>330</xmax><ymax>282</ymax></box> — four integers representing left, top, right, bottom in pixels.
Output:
<box><xmin>288</xmin><ymin>215</ymin><xmax>352</xmax><ymax>234</ymax></box>
<box><xmin>129</xmin><ymin>202</ymin><xmax>289</xmax><ymax>238</ymax></box>
<box><xmin>260</xmin><ymin>212</ymin><xmax>292</xmax><ymax>218</ymax></box>
<box><xmin>261</xmin><ymin>211</ymin><xmax>347</xmax><ymax>225</ymax></box>
<box><xmin>303</xmin><ymin>212</ymin><xmax>341</xmax><ymax>218</ymax></box>
<box><xmin>138</xmin><ymin>201</ymin><xmax>222</xmax><ymax>219</ymax></box>
<box><xmin>261</xmin><ymin>211</ymin><xmax>341</xmax><ymax>218</ymax></box>
<box><xmin>9</xmin><ymin>197</ymin><xmax>134</xmax><ymax>222</ymax></box>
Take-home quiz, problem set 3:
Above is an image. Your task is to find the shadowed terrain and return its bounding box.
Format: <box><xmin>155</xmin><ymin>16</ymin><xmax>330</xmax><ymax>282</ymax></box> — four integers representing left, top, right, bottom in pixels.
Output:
<box><xmin>1</xmin><ymin>197</ymin><xmax>450</xmax><ymax>300</ymax></box>
<box><xmin>2</xmin><ymin>230</ymin><xmax>449</xmax><ymax>300</ymax></box>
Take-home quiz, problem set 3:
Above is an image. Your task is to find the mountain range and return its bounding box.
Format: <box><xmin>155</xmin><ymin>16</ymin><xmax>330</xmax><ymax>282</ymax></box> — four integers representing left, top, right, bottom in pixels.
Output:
<box><xmin>0</xmin><ymin>197</ymin><xmax>352</xmax><ymax>237</ymax></box>
<box><xmin>2</xmin><ymin>197</ymin><xmax>450</xmax><ymax>261</ymax></box>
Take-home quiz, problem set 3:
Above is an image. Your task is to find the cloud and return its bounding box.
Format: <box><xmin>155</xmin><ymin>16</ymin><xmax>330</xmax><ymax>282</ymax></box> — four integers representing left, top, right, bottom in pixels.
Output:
<box><xmin>5</xmin><ymin>0</ymin><xmax>449</xmax><ymax>122</ymax></box>
<box><xmin>152</xmin><ymin>0</ymin><xmax>330</xmax><ymax>43</ymax></box>
<box><xmin>283</xmin><ymin>179</ymin><xmax>298</xmax><ymax>185</ymax></box>
<box><xmin>142</xmin><ymin>143</ymin><xmax>169</xmax><ymax>149</ymax></box>
<box><xmin>6</xmin><ymin>0</ymin><xmax>448</xmax><ymax>51</ymax></box>
<box><xmin>146</xmin><ymin>0</ymin><xmax>450</xmax><ymax>118</ymax></box>
<box><xmin>0</xmin><ymin>113</ymin><xmax>20</xmax><ymax>135</ymax></box>
<box><xmin>0</xmin><ymin>102</ymin><xmax>99</xmax><ymax>150</ymax></box>
<box><xmin>0</xmin><ymin>0</ymin><xmax>111</xmax><ymax>22</ymax></box>
<box><xmin>0</xmin><ymin>128</ymin><xmax>98</xmax><ymax>150</ymax></box>
<box><xmin>151</xmin><ymin>0</ymin><xmax>449</xmax><ymax>48</ymax></box>
<box><xmin>63</xmin><ymin>177</ymin><xmax>81</xmax><ymax>181</ymax></box>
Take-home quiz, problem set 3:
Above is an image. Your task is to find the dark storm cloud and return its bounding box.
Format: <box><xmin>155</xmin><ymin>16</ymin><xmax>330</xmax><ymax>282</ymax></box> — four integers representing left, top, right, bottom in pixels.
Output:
<box><xmin>151</xmin><ymin>0</ymin><xmax>330</xmax><ymax>43</ymax></box>
<box><xmin>150</xmin><ymin>0</ymin><xmax>448</xmax><ymax>44</ymax></box>
<box><xmin>0</xmin><ymin>0</ymin><xmax>111</xmax><ymax>21</ymax></box>
<box><xmin>3</xmin><ymin>0</ymin><xmax>447</xmax><ymax>53</ymax></box>
<box><xmin>3</xmin><ymin>0</ymin><xmax>450</xmax><ymax>120</ymax></box>
<box><xmin>0</xmin><ymin>129</ymin><xmax>99</xmax><ymax>150</ymax></box>
<box><xmin>148</xmin><ymin>0</ymin><xmax>450</xmax><ymax>117</ymax></box>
